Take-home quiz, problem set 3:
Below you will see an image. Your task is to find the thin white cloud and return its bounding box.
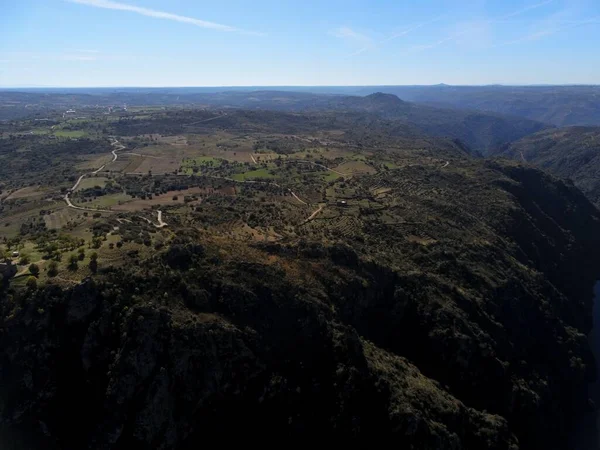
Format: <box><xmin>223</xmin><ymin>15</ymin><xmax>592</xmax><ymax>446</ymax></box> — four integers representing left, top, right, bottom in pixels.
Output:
<box><xmin>410</xmin><ymin>0</ymin><xmax>555</xmax><ymax>52</ymax></box>
<box><xmin>350</xmin><ymin>16</ymin><xmax>442</xmax><ymax>56</ymax></box>
<box><xmin>66</xmin><ymin>0</ymin><xmax>262</xmax><ymax>35</ymax></box>
<box><xmin>330</xmin><ymin>27</ymin><xmax>373</xmax><ymax>44</ymax></box>
<box><xmin>330</xmin><ymin>27</ymin><xmax>375</xmax><ymax>55</ymax></box>
<box><xmin>61</xmin><ymin>55</ymin><xmax>98</xmax><ymax>61</ymax></box>
<box><xmin>381</xmin><ymin>17</ymin><xmax>444</xmax><ymax>45</ymax></box>
<box><xmin>499</xmin><ymin>0</ymin><xmax>554</xmax><ymax>20</ymax></box>
<box><xmin>494</xmin><ymin>14</ymin><xmax>600</xmax><ymax>47</ymax></box>
<box><xmin>339</xmin><ymin>16</ymin><xmax>444</xmax><ymax>58</ymax></box>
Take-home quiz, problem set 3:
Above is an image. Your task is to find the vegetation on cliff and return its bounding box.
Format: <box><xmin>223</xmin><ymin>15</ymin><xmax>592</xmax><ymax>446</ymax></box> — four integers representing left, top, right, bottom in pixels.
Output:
<box><xmin>2</xmin><ymin>150</ymin><xmax>599</xmax><ymax>449</ymax></box>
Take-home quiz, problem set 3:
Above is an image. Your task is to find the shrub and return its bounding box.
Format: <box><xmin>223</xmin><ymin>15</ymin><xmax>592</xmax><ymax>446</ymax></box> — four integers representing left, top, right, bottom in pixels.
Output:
<box><xmin>26</xmin><ymin>276</ymin><xmax>37</xmax><ymax>290</ymax></box>
<box><xmin>89</xmin><ymin>259</ymin><xmax>98</xmax><ymax>274</ymax></box>
<box><xmin>68</xmin><ymin>254</ymin><xmax>78</xmax><ymax>271</ymax></box>
<box><xmin>47</xmin><ymin>261</ymin><xmax>58</xmax><ymax>277</ymax></box>
<box><xmin>28</xmin><ymin>263</ymin><xmax>40</xmax><ymax>277</ymax></box>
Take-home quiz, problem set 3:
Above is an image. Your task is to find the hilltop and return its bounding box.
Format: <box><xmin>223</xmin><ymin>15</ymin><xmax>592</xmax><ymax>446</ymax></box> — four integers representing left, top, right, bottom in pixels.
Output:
<box><xmin>360</xmin><ymin>85</ymin><xmax>600</xmax><ymax>127</ymax></box>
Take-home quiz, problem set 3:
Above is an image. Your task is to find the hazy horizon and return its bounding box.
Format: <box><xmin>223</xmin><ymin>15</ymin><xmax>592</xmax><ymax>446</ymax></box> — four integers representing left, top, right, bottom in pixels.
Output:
<box><xmin>1</xmin><ymin>83</ymin><xmax>599</xmax><ymax>90</ymax></box>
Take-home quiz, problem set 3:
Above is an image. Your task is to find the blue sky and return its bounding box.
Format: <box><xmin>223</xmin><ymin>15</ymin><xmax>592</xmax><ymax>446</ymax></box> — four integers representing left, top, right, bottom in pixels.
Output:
<box><xmin>1</xmin><ymin>0</ymin><xmax>599</xmax><ymax>87</ymax></box>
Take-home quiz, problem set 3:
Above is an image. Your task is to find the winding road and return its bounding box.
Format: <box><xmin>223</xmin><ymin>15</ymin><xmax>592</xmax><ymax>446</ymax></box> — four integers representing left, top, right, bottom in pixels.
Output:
<box><xmin>64</xmin><ymin>138</ymin><xmax>125</xmax><ymax>212</ymax></box>
<box><xmin>61</xmin><ymin>137</ymin><xmax>169</xmax><ymax>224</ymax></box>
<box><xmin>137</xmin><ymin>210</ymin><xmax>168</xmax><ymax>228</ymax></box>
<box><xmin>292</xmin><ymin>160</ymin><xmax>345</xmax><ymax>176</ymax></box>
<box><xmin>302</xmin><ymin>204</ymin><xmax>325</xmax><ymax>224</ymax></box>
<box><xmin>187</xmin><ymin>113</ymin><xmax>228</xmax><ymax>126</ymax></box>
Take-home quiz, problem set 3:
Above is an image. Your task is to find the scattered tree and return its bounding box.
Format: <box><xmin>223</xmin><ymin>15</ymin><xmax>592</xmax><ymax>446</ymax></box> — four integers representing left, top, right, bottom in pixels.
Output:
<box><xmin>47</xmin><ymin>261</ymin><xmax>58</xmax><ymax>277</ymax></box>
<box><xmin>28</xmin><ymin>263</ymin><xmax>40</xmax><ymax>277</ymax></box>
<box><xmin>89</xmin><ymin>259</ymin><xmax>98</xmax><ymax>274</ymax></box>
<box><xmin>68</xmin><ymin>254</ymin><xmax>79</xmax><ymax>271</ymax></box>
<box><xmin>26</xmin><ymin>276</ymin><xmax>37</xmax><ymax>290</ymax></box>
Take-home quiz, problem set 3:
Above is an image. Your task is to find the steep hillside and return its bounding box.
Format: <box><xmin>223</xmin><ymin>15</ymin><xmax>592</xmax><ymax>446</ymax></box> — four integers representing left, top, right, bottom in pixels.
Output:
<box><xmin>2</xmin><ymin>154</ymin><xmax>600</xmax><ymax>449</ymax></box>
<box><xmin>497</xmin><ymin>127</ymin><xmax>600</xmax><ymax>206</ymax></box>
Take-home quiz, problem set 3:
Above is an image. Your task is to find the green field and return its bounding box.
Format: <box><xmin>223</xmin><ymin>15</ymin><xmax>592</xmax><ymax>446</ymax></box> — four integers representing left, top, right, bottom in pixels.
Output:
<box><xmin>182</xmin><ymin>156</ymin><xmax>223</xmax><ymax>174</ymax></box>
<box><xmin>75</xmin><ymin>176</ymin><xmax>109</xmax><ymax>191</ymax></box>
<box><xmin>383</xmin><ymin>161</ymin><xmax>401</xmax><ymax>169</ymax></box>
<box><xmin>231</xmin><ymin>168</ymin><xmax>278</xmax><ymax>181</ymax></box>
<box><xmin>54</xmin><ymin>130</ymin><xmax>88</xmax><ymax>138</ymax></box>
<box><xmin>321</xmin><ymin>171</ymin><xmax>342</xmax><ymax>182</ymax></box>
<box><xmin>76</xmin><ymin>193</ymin><xmax>132</xmax><ymax>208</ymax></box>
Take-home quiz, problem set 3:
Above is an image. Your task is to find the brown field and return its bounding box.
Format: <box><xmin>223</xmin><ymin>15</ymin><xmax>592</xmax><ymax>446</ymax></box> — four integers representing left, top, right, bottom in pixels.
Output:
<box><xmin>76</xmin><ymin>153</ymin><xmax>113</xmax><ymax>171</ymax></box>
<box><xmin>5</xmin><ymin>186</ymin><xmax>46</xmax><ymax>200</ymax></box>
<box><xmin>112</xmin><ymin>187</ymin><xmax>235</xmax><ymax>212</ymax></box>
<box><xmin>334</xmin><ymin>160</ymin><xmax>377</xmax><ymax>175</ymax></box>
<box><xmin>131</xmin><ymin>145</ymin><xmax>185</xmax><ymax>158</ymax></box>
<box><xmin>120</xmin><ymin>155</ymin><xmax>144</xmax><ymax>173</ymax></box>
<box><xmin>131</xmin><ymin>155</ymin><xmax>181</xmax><ymax>175</ymax></box>
<box><xmin>156</xmin><ymin>135</ymin><xmax>188</xmax><ymax>145</ymax></box>
<box><xmin>44</xmin><ymin>207</ymin><xmax>82</xmax><ymax>229</ymax></box>
<box><xmin>106</xmin><ymin>154</ymin><xmax>135</xmax><ymax>173</ymax></box>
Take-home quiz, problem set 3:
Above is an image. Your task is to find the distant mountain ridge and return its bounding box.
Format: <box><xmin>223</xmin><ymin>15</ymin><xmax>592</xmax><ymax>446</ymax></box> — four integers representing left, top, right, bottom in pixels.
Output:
<box><xmin>0</xmin><ymin>89</ymin><xmax>550</xmax><ymax>154</ymax></box>
<box><xmin>347</xmin><ymin>85</ymin><xmax>600</xmax><ymax>127</ymax></box>
<box><xmin>4</xmin><ymin>84</ymin><xmax>599</xmax><ymax>127</ymax></box>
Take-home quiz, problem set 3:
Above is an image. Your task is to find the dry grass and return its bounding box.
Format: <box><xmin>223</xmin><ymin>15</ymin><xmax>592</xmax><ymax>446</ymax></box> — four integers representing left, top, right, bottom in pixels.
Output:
<box><xmin>111</xmin><ymin>187</ymin><xmax>234</xmax><ymax>212</ymax></box>
<box><xmin>5</xmin><ymin>186</ymin><xmax>46</xmax><ymax>200</ymax></box>
<box><xmin>334</xmin><ymin>160</ymin><xmax>377</xmax><ymax>175</ymax></box>
<box><xmin>44</xmin><ymin>207</ymin><xmax>81</xmax><ymax>230</ymax></box>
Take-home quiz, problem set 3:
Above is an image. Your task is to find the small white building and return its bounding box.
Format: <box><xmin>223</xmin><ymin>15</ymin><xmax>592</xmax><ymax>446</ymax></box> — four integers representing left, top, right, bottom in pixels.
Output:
<box><xmin>11</xmin><ymin>251</ymin><xmax>19</xmax><ymax>258</ymax></box>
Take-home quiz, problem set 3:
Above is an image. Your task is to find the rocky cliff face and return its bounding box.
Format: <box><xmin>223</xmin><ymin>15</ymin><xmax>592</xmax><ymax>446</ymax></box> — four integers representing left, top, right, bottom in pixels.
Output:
<box><xmin>1</xmin><ymin>161</ymin><xmax>600</xmax><ymax>449</ymax></box>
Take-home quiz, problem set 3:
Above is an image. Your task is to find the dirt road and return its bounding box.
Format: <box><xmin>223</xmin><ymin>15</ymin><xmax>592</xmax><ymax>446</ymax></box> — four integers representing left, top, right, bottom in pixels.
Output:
<box><xmin>64</xmin><ymin>138</ymin><xmax>124</xmax><ymax>212</ymax></box>
<box><xmin>302</xmin><ymin>204</ymin><xmax>325</xmax><ymax>224</ymax></box>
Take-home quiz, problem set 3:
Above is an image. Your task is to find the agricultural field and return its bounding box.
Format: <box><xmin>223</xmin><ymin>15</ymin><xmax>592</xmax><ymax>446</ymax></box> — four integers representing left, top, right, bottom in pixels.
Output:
<box><xmin>75</xmin><ymin>176</ymin><xmax>109</xmax><ymax>191</ymax></box>
<box><xmin>0</xmin><ymin>107</ymin><xmax>460</xmax><ymax>291</ymax></box>
<box><xmin>54</xmin><ymin>130</ymin><xmax>87</xmax><ymax>138</ymax></box>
